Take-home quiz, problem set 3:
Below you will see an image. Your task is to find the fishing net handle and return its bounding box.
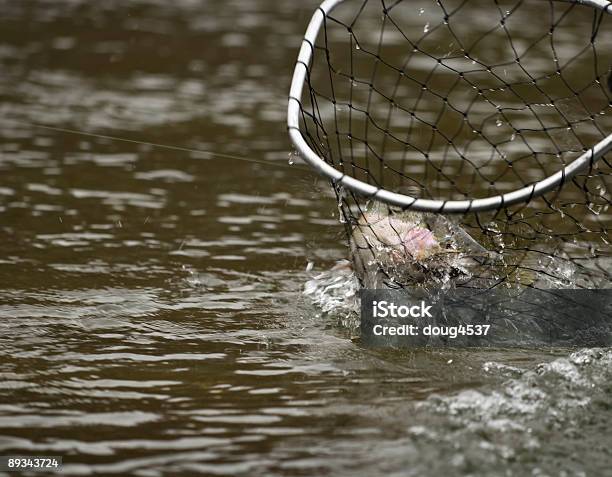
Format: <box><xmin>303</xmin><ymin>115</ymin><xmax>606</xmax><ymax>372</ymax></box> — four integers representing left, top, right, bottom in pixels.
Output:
<box><xmin>287</xmin><ymin>0</ymin><xmax>612</xmax><ymax>213</ymax></box>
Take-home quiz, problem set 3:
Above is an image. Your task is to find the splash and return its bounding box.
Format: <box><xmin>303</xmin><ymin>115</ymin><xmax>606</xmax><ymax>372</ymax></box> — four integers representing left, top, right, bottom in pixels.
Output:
<box><xmin>303</xmin><ymin>260</ymin><xmax>360</xmax><ymax>316</ymax></box>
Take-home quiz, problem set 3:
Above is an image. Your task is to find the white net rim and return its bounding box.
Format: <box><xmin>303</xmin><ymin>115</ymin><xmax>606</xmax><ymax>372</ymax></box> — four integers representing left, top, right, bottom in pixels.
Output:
<box><xmin>287</xmin><ymin>0</ymin><xmax>612</xmax><ymax>213</ymax></box>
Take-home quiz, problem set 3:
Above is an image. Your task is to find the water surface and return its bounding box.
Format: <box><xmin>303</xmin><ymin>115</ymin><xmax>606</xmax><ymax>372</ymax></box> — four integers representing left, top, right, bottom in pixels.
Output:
<box><xmin>0</xmin><ymin>1</ymin><xmax>611</xmax><ymax>476</ymax></box>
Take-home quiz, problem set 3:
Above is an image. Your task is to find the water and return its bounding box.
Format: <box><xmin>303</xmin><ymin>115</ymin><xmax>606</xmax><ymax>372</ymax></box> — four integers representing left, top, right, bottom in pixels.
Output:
<box><xmin>0</xmin><ymin>1</ymin><xmax>611</xmax><ymax>476</ymax></box>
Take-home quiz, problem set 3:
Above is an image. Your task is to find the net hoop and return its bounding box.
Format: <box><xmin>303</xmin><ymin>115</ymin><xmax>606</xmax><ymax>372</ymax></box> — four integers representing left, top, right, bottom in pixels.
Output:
<box><xmin>287</xmin><ymin>0</ymin><xmax>612</xmax><ymax>213</ymax></box>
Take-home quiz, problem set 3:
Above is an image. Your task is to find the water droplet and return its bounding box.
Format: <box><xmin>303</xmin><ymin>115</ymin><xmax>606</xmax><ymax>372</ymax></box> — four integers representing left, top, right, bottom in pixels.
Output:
<box><xmin>288</xmin><ymin>151</ymin><xmax>299</xmax><ymax>165</ymax></box>
<box><xmin>423</xmin><ymin>22</ymin><xmax>430</xmax><ymax>33</ymax></box>
<box><xmin>418</xmin><ymin>7</ymin><xmax>425</xmax><ymax>15</ymax></box>
<box><xmin>471</xmin><ymin>60</ymin><xmax>476</xmax><ymax>65</ymax></box>
<box><xmin>355</xmin><ymin>43</ymin><xmax>361</xmax><ymax>50</ymax></box>
<box><xmin>510</xmin><ymin>132</ymin><xmax>516</xmax><ymax>141</ymax></box>
<box><xmin>496</xmin><ymin>119</ymin><xmax>503</xmax><ymax>127</ymax></box>
<box><xmin>587</xmin><ymin>203</ymin><xmax>603</xmax><ymax>215</ymax></box>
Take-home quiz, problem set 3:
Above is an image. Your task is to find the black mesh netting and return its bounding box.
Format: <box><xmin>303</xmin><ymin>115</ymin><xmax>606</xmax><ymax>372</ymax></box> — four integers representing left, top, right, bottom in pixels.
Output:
<box><xmin>296</xmin><ymin>0</ymin><xmax>611</xmax><ymax>290</ymax></box>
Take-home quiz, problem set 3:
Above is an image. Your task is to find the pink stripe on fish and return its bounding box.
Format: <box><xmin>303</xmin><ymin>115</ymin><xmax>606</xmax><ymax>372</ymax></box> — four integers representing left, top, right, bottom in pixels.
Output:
<box><xmin>401</xmin><ymin>227</ymin><xmax>438</xmax><ymax>257</ymax></box>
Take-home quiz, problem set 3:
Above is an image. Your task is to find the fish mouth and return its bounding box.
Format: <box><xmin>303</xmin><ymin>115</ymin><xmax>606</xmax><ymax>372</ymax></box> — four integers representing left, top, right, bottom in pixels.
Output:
<box><xmin>356</xmin><ymin>244</ymin><xmax>475</xmax><ymax>287</ymax></box>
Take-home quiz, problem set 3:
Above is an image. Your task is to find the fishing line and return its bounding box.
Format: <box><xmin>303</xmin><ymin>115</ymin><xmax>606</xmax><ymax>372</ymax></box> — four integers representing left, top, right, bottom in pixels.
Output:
<box><xmin>23</xmin><ymin>122</ymin><xmax>310</xmax><ymax>172</ymax></box>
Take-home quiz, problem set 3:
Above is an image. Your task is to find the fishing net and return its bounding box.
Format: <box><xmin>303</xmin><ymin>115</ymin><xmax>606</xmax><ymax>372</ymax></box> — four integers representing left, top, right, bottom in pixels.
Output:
<box><xmin>290</xmin><ymin>0</ymin><xmax>611</xmax><ymax>290</ymax></box>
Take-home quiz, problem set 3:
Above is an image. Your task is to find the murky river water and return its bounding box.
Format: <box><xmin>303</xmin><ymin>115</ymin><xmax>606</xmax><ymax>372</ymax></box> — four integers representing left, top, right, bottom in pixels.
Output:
<box><xmin>0</xmin><ymin>1</ymin><xmax>611</xmax><ymax>476</ymax></box>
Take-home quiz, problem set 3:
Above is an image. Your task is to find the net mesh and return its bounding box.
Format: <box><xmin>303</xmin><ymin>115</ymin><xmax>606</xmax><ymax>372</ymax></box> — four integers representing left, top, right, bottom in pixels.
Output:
<box><xmin>296</xmin><ymin>0</ymin><xmax>611</xmax><ymax>290</ymax></box>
